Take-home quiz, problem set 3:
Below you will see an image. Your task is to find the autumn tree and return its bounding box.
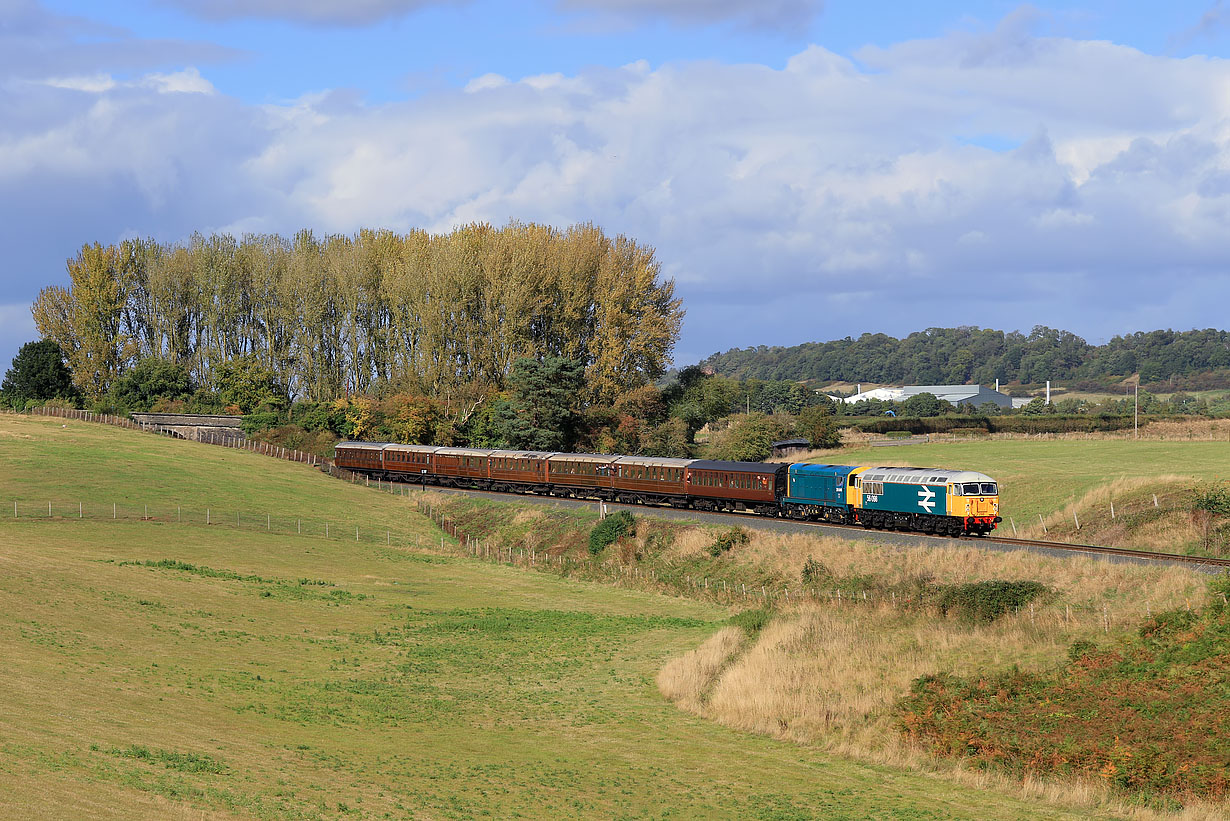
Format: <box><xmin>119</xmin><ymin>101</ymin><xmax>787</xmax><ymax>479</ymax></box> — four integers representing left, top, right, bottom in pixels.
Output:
<box><xmin>28</xmin><ymin>223</ymin><xmax>683</xmax><ymax>407</ymax></box>
<box><xmin>32</xmin><ymin>242</ymin><xmax>126</xmax><ymax>399</ymax></box>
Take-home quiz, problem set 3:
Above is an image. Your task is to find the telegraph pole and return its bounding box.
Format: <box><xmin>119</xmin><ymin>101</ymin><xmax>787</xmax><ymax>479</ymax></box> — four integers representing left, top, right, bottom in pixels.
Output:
<box><xmin>1134</xmin><ymin>381</ymin><xmax>1139</xmax><ymax>439</ymax></box>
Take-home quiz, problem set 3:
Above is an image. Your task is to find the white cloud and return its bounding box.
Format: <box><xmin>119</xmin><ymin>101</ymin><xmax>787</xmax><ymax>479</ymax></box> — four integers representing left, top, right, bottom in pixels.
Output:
<box><xmin>464</xmin><ymin>73</ymin><xmax>510</xmax><ymax>93</ymax></box>
<box><xmin>141</xmin><ymin>67</ymin><xmax>215</xmax><ymax>95</ymax></box>
<box><xmin>7</xmin><ymin>9</ymin><xmax>1230</xmax><ymax>364</ymax></box>
<box><xmin>42</xmin><ymin>74</ymin><xmax>118</xmax><ymax>93</ymax></box>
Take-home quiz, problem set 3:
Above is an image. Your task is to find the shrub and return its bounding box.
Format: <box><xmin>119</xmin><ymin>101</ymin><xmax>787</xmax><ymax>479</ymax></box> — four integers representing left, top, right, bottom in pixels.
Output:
<box><xmin>800</xmin><ymin>556</ymin><xmax>831</xmax><ymax>585</ymax></box>
<box><xmin>708</xmin><ymin>526</ymin><xmax>749</xmax><ymax>557</ymax></box>
<box><xmin>588</xmin><ymin>510</ymin><xmax>635</xmax><ymax>556</ymax></box>
<box><xmin>1067</xmin><ymin>639</ymin><xmax>1097</xmax><ymax>661</ymax></box>
<box><xmin>242</xmin><ymin>411</ymin><xmax>283</xmax><ymax>435</ymax></box>
<box><xmin>936</xmin><ymin>579</ymin><xmax>1049</xmax><ymax>623</ymax></box>
<box><xmin>728</xmin><ymin>608</ymin><xmax>772</xmax><ymax>635</ymax></box>
<box><xmin>1192</xmin><ymin>482</ymin><xmax>1230</xmax><ymax>516</ymax></box>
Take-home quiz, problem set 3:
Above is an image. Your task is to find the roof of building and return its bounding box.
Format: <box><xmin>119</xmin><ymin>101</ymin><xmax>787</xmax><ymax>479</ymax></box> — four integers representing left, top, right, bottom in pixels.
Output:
<box><xmin>841</xmin><ymin>384</ymin><xmax>1011</xmax><ymax>405</ymax></box>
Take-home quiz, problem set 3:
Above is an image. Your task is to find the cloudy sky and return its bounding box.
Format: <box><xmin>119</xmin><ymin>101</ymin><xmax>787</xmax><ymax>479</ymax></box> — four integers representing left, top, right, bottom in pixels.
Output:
<box><xmin>4</xmin><ymin>0</ymin><xmax>1230</xmax><ymax>371</ymax></box>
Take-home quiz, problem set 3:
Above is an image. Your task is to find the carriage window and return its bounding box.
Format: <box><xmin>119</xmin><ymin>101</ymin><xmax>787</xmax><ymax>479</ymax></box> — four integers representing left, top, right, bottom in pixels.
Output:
<box><xmin>962</xmin><ymin>483</ymin><xmax>981</xmax><ymax>495</ymax></box>
<box><xmin>981</xmin><ymin>483</ymin><xmax>997</xmax><ymax>495</ymax></box>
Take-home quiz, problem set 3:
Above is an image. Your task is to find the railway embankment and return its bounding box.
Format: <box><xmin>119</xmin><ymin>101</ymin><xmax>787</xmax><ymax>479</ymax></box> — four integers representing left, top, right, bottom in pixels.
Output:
<box><xmin>423</xmin><ymin>489</ymin><xmax>1227</xmax><ymax>818</ymax></box>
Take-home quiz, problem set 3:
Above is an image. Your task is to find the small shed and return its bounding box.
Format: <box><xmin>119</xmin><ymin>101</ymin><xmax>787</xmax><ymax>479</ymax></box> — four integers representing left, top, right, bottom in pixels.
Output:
<box><xmin>770</xmin><ymin>438</ymin><xmax>811</xmax><ymax>458</ymax></box>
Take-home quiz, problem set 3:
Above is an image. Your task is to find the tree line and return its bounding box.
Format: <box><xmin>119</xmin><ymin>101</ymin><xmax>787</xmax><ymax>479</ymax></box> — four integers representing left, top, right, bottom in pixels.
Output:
<box><xmin>700</xmin><ymin>326</ymin><xmax>1230</xmax><ymax>387</ymax></box>
<box><xmin>30</xmin><ymin>222</ymin><xmax>682</xmax><ymax>406</ymax></box>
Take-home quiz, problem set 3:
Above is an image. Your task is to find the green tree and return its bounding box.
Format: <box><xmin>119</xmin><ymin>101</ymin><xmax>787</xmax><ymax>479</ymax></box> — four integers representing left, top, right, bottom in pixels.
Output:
<box><xmin>796</xmin><ymin>404</ymin><xmax>840</xmax><ymax>449</ymax></box>
<box><xmin>709</xmin><ymin>413</ymin><xmax>792</xmax><ymax>461</ymax></box>
<box><xmin>644</xmin><ymin>417</ymin><xmax>691</xmax><ymax>457</ymax></box>
<box><xmin>500</xmin><ymin>357</ymin><xmax>585</xmax><ymax>451</ymax></box>
<box><xmin>110</xmin><ymin>357</ymin><xmax>194</xmax><ymax>411</ymax></box>
<box><xmin>1019</xmin><ymin>396</ymin><xmax>1054</xmax><ymax>415</ymax></box>
<box><xmin>214</xmin><ymin>354</ymin><xmax>287</xmax><ymax>414</ymax></box>
<box><xmin>1</xmin><ymin>340</ymin><xmax>78</xmax><ymax>409</ymax></box>
<box><xmin>902</xmin><ymin>392</ymin><xmax>950</xmax><ymax>417</ymax></box>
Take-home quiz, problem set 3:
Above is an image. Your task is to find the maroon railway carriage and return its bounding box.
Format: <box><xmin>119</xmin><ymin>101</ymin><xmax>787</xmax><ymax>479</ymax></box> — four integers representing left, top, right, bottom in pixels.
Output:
<box><xmin>546</xmin><ymin>453</ymin><xmax>618</xmax><ymax>499</ymax></box>
<box><xmin>334</xmin><ymin>441</ymin><xmax>387</xmax><ymax>473</ymax></box>
<box><xmin>430</xmin><ymin>447</ymin><xmax>495</xmax><ymax>486</ymax></box>
<box><xmin>383</xmin><ymin>443</ymin><xmax>438</xmax><ymax>478</ymax></box>
<box><xmin>489</xmin><ymin>450</ymin><xmax>552</xmax><ymax>491</ymax></box>
<box><xmin>685</xmin><ymin>459</ymin><xmax>787</xmax><ymax>514</ymax></box>
<box><xmin>611</xmin><ymin>456</ymin><xmax>692</xmax><ymax>506</ymax></box>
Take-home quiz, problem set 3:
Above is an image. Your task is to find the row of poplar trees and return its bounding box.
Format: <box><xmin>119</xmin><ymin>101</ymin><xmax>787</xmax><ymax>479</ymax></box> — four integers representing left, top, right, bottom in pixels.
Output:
<box><xmin>32</xmin><ymin>222</ymin><xmax>683</xmax><ymax>405</ymax></box>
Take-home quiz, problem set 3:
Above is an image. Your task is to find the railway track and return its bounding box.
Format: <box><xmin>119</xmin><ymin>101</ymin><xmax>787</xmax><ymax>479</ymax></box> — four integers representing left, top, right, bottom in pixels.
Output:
<box><xmin>979</xmin><ymin>534</ymin><xmax>1230</xmax><ymax>568</ymax></box>
<box><xmin>424</xmin><ymin>485</ymin><xmax>1230</xmax><ymax>570</ymax></box>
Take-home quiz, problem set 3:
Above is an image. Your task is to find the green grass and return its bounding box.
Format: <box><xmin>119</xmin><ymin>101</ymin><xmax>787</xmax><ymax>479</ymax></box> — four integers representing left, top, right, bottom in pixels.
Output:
<box><xmin>830</xmin><ymin>438</ymin><xmax>1230</xmax><ymax>526</ymax></box>
<box><xmin>0</xmin><ymin>414</ymin><xmax>1094</xmax><ymax>819</ymax></box>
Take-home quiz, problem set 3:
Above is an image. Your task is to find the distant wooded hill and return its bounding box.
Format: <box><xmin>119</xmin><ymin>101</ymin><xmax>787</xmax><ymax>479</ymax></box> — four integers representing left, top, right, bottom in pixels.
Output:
<box><xmin>697</xmin><ymin>327</ymin><xmax>1230</xmax><ymax>389</ymax></box>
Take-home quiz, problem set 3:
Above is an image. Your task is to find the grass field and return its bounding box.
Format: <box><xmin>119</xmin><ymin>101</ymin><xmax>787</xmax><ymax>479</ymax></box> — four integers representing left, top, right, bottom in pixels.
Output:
<box><xmin>0</xmin><ymin>413</ymin><xmax>1102</xmax><ymax>820</ymax></box>
<box><xmin>825</xmin><ymin>438</ymin><xmax>1230</xmax><ymax>535</ymax></box>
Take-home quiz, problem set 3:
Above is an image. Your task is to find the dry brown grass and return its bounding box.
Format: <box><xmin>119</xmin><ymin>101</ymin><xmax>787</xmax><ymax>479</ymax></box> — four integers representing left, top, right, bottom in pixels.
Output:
<box><xmin>655</xmin><ymin>626</ymin><xmax>745</xmax><ymax>712</ymax></box>
<box><xmin>663</xmin><ymin>526</ymin><xmax>1207</xmax><ymax>618</ymax></box>
<box><xmin>1026</xmin><ymin>476</ymin><xmax>1187</xmax><ymax>536</ymax></box>
<box><xmin>655</xmin><ymin>523</ymin><xmax>1221</xmax><ymax>819</ymax></box>
<box><xmin>1018</xmin><ymin>474</ymin><xmax>1227</xmax><ymax>555</ymax></box>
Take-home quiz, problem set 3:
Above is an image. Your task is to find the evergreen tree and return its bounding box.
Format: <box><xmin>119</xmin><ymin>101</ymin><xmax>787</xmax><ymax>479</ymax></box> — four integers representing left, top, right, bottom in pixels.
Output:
<box><xmin>2</xmin><ymin>340</ymin><xmax>77</xmax><ymax>408</ymax></box>
<box><xmin>500</xmin><ymin>357</ymin><xmax>585</xmax><ymax>451</ymax></box>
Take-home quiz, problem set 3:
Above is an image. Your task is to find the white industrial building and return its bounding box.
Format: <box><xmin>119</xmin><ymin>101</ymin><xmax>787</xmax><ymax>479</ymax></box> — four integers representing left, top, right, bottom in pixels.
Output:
<box><xmin>837</xmin><ymin>384</ymin><xmax>1013</xmax><ymax>409</ymax></box>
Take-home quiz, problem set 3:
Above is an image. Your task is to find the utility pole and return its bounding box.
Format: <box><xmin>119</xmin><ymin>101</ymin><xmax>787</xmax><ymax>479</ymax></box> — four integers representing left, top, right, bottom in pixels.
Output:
<box><xmin>1135</xmin><ymin>381</ymin><xmax>1139</xmax><ymax>439</ymax></box>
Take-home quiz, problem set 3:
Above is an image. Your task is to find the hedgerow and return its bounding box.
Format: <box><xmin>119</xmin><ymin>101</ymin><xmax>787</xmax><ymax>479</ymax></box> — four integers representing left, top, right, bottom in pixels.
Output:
<box><xmin>935</xmin><ymin>580</ymin><xmax>1050</xmax><ymax>623</ymax></box>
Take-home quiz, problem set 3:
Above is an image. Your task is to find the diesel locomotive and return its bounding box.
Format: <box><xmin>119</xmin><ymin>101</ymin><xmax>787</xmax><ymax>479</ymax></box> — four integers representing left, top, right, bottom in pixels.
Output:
<box><xmin>334</xmin><ymin>442</ymin><xmax>1001</xmax><ymax>536</ymax></box>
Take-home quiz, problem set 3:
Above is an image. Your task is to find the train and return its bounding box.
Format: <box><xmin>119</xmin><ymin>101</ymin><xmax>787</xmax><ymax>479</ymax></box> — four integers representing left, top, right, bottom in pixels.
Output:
<box><xmin>334</xmin><ymin>442</ymin><xmax>1002</xmax><ymax>537</ymax></box>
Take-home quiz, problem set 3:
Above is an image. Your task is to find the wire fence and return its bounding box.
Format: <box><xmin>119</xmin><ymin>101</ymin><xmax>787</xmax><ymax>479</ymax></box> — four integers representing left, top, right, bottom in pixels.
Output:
<box><xmin>30</xmin><ymin>405</ymin><xmax>331</xmax><ymax>470</ymax></box>
<box><xmin>15</xmin><ymin>405</ymin><xmax>1216</xmax><ymax>630</ymax></box>
<box><xmin>7</xmin><ymin>496</ymin><xmax>460</xmax><ymax>553</ymax></box>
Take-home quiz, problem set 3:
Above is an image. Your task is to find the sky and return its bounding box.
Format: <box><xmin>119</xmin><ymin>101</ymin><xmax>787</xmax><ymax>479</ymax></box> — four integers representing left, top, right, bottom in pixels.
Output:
<box><xmin>4</xmin><ymin>0</ymin><xmax>1230</xmax><ymax>373</ymax></box>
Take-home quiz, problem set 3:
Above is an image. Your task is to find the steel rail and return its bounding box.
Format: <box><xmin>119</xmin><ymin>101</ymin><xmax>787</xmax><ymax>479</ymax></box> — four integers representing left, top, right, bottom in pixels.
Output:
<box><xmin>978</xmin><ymin>534</ymin><xmax>1230</xmax><ymax>568</ymax></box>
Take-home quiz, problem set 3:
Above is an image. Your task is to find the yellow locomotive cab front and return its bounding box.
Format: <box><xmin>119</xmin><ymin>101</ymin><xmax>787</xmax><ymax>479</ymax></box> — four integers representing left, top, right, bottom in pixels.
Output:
<box><xmin>947</xmin><ymin>476</ymin><xmax>1000</xmax><ymax>518</ymax></box>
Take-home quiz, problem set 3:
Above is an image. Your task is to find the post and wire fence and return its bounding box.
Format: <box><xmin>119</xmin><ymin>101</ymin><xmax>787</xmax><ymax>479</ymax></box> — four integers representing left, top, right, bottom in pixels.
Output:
<box><xmin>16</xmin><ymin>405</ymin><xmax>1216</xmax><ymax>632</ymax></box>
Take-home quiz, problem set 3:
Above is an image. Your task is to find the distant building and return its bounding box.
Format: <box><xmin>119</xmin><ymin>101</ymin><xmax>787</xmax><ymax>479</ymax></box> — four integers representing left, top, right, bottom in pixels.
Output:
<box><xmin>840</xmin><ymin>384</ymin><xmax>1013</xmax><ymax>409</ymax></box>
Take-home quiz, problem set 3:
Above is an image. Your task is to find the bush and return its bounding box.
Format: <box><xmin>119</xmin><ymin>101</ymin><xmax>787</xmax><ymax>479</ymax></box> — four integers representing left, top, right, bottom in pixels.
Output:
<box><xmin>801</xmin><ymin>556</ymin><xmax>831</xmax><ymax>585</ymax></box>
<box><xmin>1192</xmin><ymin>482</ymin><xmax>1230</xmax><ymax>516</ymax></box>
<box><xmin>708</xmin><ymin>526</ymin><xmax>749</xmax><ymax>557</ymax></box>
<box><xmin>1066</xmin><ymin>639</ymin><xmax>1097</xmax><ymax>661</ymax></box>
<box><xmin>588</xmin><ymin>510</ymin><xmax>635</xmax><ymax>556</ymax></box>
<box><xmin>728</xmin><ymin>608</ymin><xmax>772</xmax><ymax>635</ymax></box>
<box><xmin>242</xmin><ymin>411</ymin><xmax>283</xmax><ymax>435</ymax></box>
<box><xmin>936</xmin><ymin>580</ymin><xmax>1049</xmax><ymax>623</ymax></box>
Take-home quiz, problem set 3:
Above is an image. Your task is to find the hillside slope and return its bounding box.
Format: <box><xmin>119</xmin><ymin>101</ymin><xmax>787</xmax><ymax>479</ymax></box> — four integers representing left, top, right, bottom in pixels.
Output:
<box><xmin>0</xmin><ymin>413</ymin><xmax>1087</xmax><ymax>820</ymax></box>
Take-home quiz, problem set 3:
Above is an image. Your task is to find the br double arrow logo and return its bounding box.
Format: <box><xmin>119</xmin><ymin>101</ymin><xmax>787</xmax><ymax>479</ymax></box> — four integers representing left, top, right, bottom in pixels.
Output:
<box><xmin>917</xmin><ymin>485</ymin><xmax>936</xmax><ymax>513</ymax></box>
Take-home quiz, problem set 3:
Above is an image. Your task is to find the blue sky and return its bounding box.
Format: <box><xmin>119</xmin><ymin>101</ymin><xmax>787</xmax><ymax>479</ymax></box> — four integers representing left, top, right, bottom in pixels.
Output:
<box><xmin>4</xmin><ymin>0</ymin><xmax>1230</xmax><ymax>373</ymax></box>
